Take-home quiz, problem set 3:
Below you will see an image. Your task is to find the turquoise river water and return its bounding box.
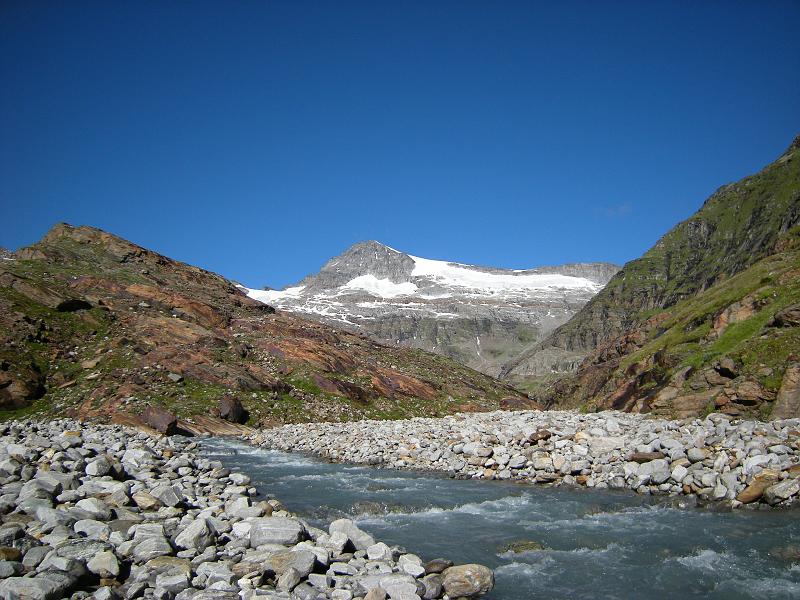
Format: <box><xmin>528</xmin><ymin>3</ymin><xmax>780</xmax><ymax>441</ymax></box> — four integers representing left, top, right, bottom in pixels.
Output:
<box><xmin>201</xmin><ymin>438</ymin><xmax>800</xmax><ymax>599</ymax></box>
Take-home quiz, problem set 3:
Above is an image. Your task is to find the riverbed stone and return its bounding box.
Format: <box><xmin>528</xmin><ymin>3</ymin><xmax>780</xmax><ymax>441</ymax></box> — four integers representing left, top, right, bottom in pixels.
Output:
<box><xmin>175</xmin><ymin>518</ymin><xmax>215</xmax><ymax>552</ymax></box>
<box><xmin>367</xmin><ymin>542</ymin><xmax>393</xmax><ymax>561</ymax></box>
<box><xmin>442</xmin><ymin>564</ymin><xmax>494</xmax><ymax>598</ymax></box>
<box><xmin>250</xmin><ymin>517</ymin><xmax>304</xmax><ymax>547</ymax></box>
<box><xmin>329</xmin><ymin>519</ymin><xmax>375</xmax><ymax>551</ymax></box>
<box><xmin>764</xmin><ymin>478</ymin><xmax>800</xmax><ymax>505</ymax></box>
<box><xmin>265</xmin><ymin>549</ymin><xmax>316</xmax><ymax>578</ymax></box>
<box><xmin>737</xmin><ymin>470</ymin><xmax>780</xmax><ymax>504</ymax></box>
<box><xmin>0</xmin><ymin>571</ymin><xmax>76</xmax><ymax>600</ymax></box>
<box><xmin>420</xmin><ymin>573</ymin><xmax>443</xmax><ymax>600</ymax></box>
<box><xmin>132</xmin><ymin>536</ymin><xmax>173</xmax><ymax>562</ymax></box>
<box><xmin>85</xmin><ymin>552</ymin><xmax>119</xmax><ymax>579</ymax></box>
<box><xmin>132</xmin><ymin>491</ymin><xmax>162</xmax><ymax>510</ymax></box>
<box><xmin>363</xmin><ymin>588</ymin><xmax>387</xmax><ymax>600</ymax></box>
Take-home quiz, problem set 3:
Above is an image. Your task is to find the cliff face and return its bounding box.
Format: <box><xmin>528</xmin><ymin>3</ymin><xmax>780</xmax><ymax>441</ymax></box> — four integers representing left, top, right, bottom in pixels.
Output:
<box><xmin>247</xmin><ymin>242</ymin><xmax>618</xmax><ymax>378</ymax></box>
<box><xmin>526</xmin><ymin>135</ymin><xmax>800</xmax><ymax>419</ymax></box>
<box><xmin>1</xmin><ymin>224</ymin><xmax>528</xmax><ymax>423</ymax></box>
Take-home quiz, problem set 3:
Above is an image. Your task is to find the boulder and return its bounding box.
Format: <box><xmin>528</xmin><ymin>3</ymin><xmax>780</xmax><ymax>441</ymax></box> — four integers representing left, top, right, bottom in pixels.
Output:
<box><xmin>0</xmin><ymin>571</ymin><xmax>76</xmax><ymax>600</ymax></box>
<box><xmin>367</xmin><ymin>542</ymin><xmax>393</xmax><ymax>562</ymax></box>
<box><xmin>141</xmin><ymin>405</ymin><xmax>179</xmax><ymax>435</ymax></box>
<box><xmin>329</xmin><ymin>518</ymin><xmax>375</xmax><ymax>551</ymax></box>
<box><xmin>442</xmin><ymin>564</ymin><xmax>494</xmax><ymax>598</ymax></box>
<box><xmin>54</xmin><ymin>539</ymin><xmax>114</xmax><ymax>562</ymax></box>
<box><xmin>763</xmin><ymin>478</ymin><xmax>800</xmax><ymax>505</ymax></box>
<box><xmin>87</xmin><ymin>551</ymin><xmax>120</xmax><ymax>578</ymax></box>
<box><xmin>174</xmin><ymin>518</ymin><xmax>215</xmax><ymax>552</ymax></box>
<box><xmin>423</xmin><ymin>558</ymin><xmax>453</xmax><ymax>574</ymax></box>
<box><xmin>528</xmin><ymin>429</ymin><xmax>552</xmax><ymax>443</ymax></box>
<box><xmin>132</xmin><ymin>491</ymin><xmax>161</xmax><ymax>510</ymax></box>
<box><xmin>264</xmin><ymin>549</ymin><xmax>316</xmax><ymax>578</ymax></box>
<box><xmin>687</xmin><ymin>448</ymin><xmax>708</xmax><ymax>463</ymax></box>
<box><xmin>150</xmin><ymin>484</ymin><xmax>182</xmax><ymax>507</ymax></box>
<box><xmin>772</xmin><ymin>364</ymin><xmax>800</xmax><ymax>420</ymax></box>
<box><xmin>630</xmin><ymin>452</ymin><xmax>665</xmax><ymax>463</ymax></box>
<box><xmin>218</xmin><ymin>395</ymin><xmax>248</xmax><ymax>424</ymax></box>
<box><xmin>737</xmin><ymin>470</ymin><xmax>780</xmax><ymax>504</ymax></box>
<box><xmin>714</xmin><ymin>357</ymin><xmax>738</xmax><ymax>379</ymax></box>
<box><xmin>363</xmin><ymin>589</ymin><xmax>387</xmax><ymax>600</ymax></box>
<box><xmin>421</xmin><ymin>574</ymin><xmax>443</xmax><ymax>600</ymax></box>
<box><xmin>250</xmin><ymin>517</ymin><xmax>304</xmax><ymax>547</ymax></box>
<box><xmin>771</xmin><ymin>304</ymin><xmax>800</xmax><ymax>328</ymax></box>
<box><xmin>132</xmin><ymin>536</ymin><xmax>173</xmax><ymax>562</ymax></box>
<box><xmin>155</xmin><ymin>571</ymin><xmax>190</xmax><ymax>596</ymax></box>
<box><xmin>276</xmin><ymin>567</ymin><xmax>302</xmax><ymax>592</ymax></box>
<box><xmin>587</xmin><ymin>436</ymin><xmax>625</xmax><ymax>454</ymax></box>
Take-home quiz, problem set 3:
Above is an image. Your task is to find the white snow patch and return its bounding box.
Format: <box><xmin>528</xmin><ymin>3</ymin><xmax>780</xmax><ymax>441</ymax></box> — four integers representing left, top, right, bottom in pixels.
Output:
<box><xmin>246</xmin><ymin>285</ymin><xmax>306</xmax><ymax>303</ymax></box>
<box><xmin>409</xmin><ymin>255</ymin><xmax>599</xmax><ymax>292</ymax></box>
<box><xmin>341</xmin><ymin>274</ymin><xmax>417</xmax><ymax>298</ymax></box>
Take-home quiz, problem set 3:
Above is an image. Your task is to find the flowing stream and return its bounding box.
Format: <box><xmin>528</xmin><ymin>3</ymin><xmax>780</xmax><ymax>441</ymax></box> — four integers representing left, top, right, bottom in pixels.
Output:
<box><xmin>201</xmin><ymin>438</ymin><xmax>800</xmax><ymax>599</ymax></box>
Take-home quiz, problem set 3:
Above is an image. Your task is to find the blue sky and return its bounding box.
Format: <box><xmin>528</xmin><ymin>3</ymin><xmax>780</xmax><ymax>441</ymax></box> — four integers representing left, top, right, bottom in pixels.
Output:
<box><xmin>1</xmin><ymin>1</ymin><xmax>798</xmax><ymax>289</ymax></box>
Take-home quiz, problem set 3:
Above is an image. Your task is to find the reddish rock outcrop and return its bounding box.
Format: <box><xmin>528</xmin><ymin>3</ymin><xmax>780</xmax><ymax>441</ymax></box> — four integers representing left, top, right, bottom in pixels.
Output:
<box><xmin>773</xmin><ymin>364</ymin><xmax>800</xmax><ymax>420</ymax></box>
<box><xmin>0</xmin><ymin>223</ymin><xmax>524</xmax><ymax>422</ymax></box>
<box><xmin>141</xmin><ymin>404</ymin><xmax>179</xmax><ymax>435</ymax></box>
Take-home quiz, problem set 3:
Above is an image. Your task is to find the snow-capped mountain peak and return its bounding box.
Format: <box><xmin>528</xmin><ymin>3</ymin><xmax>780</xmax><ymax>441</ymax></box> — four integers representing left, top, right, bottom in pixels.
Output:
<box><xmin>245</xmin><ymin>242</ymin><xmax>618</xmax><ymax>377</ymax></box>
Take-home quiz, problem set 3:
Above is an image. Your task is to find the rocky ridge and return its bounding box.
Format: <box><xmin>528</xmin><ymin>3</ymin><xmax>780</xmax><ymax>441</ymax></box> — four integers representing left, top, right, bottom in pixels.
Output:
<box><xmin>246</xmin><ymin>242</ymin><xmax>618</xmax><ymax>379</ymax></box>
<box><xmin>509</xmin><ymin>135</ymin><xmax>800</xmax><ymax>384</ymax></box>
<box><xmin>508</xmin><ymin>135</ymin><xmax>800</xmax><ymax>417</ymax></box>
<box><xmin>0</xmin><ymin>223</ymin><xmax>528</xmax><ymax>423</ymax></box>
<box><xmin>0</xmin><ymin>419</ymin><xmax>493</xmax><ymax>600</ymax></box>
<box><xmin>253</xmin><ymin>410</ymin><xmax>800</xmax><ymax>509</ymax></box>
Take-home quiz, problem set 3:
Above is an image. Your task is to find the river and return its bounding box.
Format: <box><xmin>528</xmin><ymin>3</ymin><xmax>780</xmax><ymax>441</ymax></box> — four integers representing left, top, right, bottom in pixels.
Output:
<box><xmin>201</xmin><ymin>437</ymin><xmax>800</xmax><ymax>599</ymax></box>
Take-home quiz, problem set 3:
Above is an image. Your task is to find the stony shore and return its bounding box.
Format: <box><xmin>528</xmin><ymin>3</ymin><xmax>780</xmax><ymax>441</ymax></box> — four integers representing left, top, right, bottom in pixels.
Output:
<box><xmin>252</xmin><ymin>410</ymin><xmax>800</xmax><ymax>509</ymax></box>
<box><xmin>0</xmin><ymin>420</ymin><xmax>493</xmax><ymax>600</ymax></box>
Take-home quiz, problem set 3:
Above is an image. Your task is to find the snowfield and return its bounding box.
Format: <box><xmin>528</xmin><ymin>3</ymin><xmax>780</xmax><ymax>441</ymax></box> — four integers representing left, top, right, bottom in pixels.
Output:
<box><xmin>241</xmin><ymin>244</ymin><xmax>609</xmax><ymax>339</ymax></box>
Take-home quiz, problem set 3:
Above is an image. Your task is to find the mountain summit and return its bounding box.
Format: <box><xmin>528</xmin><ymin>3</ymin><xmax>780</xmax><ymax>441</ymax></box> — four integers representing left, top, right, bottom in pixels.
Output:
<box><xmin>246</xmin><ymin>244</ymin><xmax>618</xmax><ymax>379</ymax></box>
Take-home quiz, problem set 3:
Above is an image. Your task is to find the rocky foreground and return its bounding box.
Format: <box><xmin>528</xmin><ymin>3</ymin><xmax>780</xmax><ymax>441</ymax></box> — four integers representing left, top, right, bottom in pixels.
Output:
<box><xmin>253</xmin><ymin>410</ymin><xmax>800</xmax><ymax>509</ymax></box>
<box><xmin>0</xmin><ymin>420</ymin><xmax>493</xmax><ymax>600</ymax></box>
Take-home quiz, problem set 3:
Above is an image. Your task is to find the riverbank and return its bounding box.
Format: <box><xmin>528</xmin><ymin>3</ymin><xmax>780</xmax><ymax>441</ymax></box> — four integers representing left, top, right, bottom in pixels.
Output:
<box><xmin>0</xmin><ymin>420</ymin><xmax>493</xmax><ymax>600</ymax></box>
<box><xmin>251</xmin><ymin>410</ymin><xmax>800</xmax><ymax>509</ymax></box>
<box><xmin>203</xmin><ymin>437</ymin><xmax>800</xmax><ymax>600</ymax></box>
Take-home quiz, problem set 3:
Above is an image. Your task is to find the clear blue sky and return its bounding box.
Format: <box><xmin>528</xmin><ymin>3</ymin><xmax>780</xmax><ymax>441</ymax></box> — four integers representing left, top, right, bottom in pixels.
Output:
<box><xmin>1</xmin><ymin>1</ymin><xmax>798</xmax><ymax>289</ymax></box>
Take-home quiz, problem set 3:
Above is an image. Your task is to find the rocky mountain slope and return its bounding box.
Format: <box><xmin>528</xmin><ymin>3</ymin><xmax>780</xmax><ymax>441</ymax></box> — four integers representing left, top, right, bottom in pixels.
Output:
<box><xmin>246</xmin><ymin>242</ymin><xmax>618</xmax><ymax>379</ymax></box>
<box><xmin>524</xmin><ymin>135</ymin><xmax>800</xmax><ymax>419</ymax></box>
<box><xmin>0</xmin><ymin>224</ymin><xmax>528</xmax><ymax>424</ymax></box>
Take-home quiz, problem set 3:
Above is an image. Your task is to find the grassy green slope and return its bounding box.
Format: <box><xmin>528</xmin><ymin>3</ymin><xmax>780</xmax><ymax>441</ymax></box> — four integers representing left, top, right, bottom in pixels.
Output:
<box><xmin>543</xmin><ymin>136</ymin><xmax>799</xmax><ymax>357</ymax></box>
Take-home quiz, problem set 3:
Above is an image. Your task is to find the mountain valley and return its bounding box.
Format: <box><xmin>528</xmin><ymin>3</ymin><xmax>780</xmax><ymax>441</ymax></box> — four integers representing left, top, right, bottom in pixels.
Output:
<box><xmin>245</xmin><ymin>243</ymin><xmax>618</xmax><ymax>380</ymax></box>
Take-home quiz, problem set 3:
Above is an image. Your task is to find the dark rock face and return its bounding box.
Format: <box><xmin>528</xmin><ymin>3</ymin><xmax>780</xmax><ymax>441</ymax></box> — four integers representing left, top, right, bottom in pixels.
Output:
<box><xmin>141</xmin><ymin>405</ymin><xmax>178</xmax><ymax>435</ymax></box>
<box><xmin>772</xmin><ymin>364</ymin><xmax>800</xmax><ymax>420</ymax></box>
<box><xmin>56</xmin><ymin>299</ymin><xmax>92</xmax><ymax>312</ymax></box>
<box><xmin>772</xmin><ymin>303</ymin><xmax>800</xmax><ymax>328</ymax></box>
<box><xmin>301</xmin><ymin>241</ymin><xmax>417</xmax><ymax>289</ymax></box>
<box><xmin>0</xmin><ymin>360</ymin><xmax>45</xmax><ymax>410</ymax></box>
<box><xmin>218</xmin><ymin>395</ymin><xmax>248</xmax><ymax>424</ymax></box>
